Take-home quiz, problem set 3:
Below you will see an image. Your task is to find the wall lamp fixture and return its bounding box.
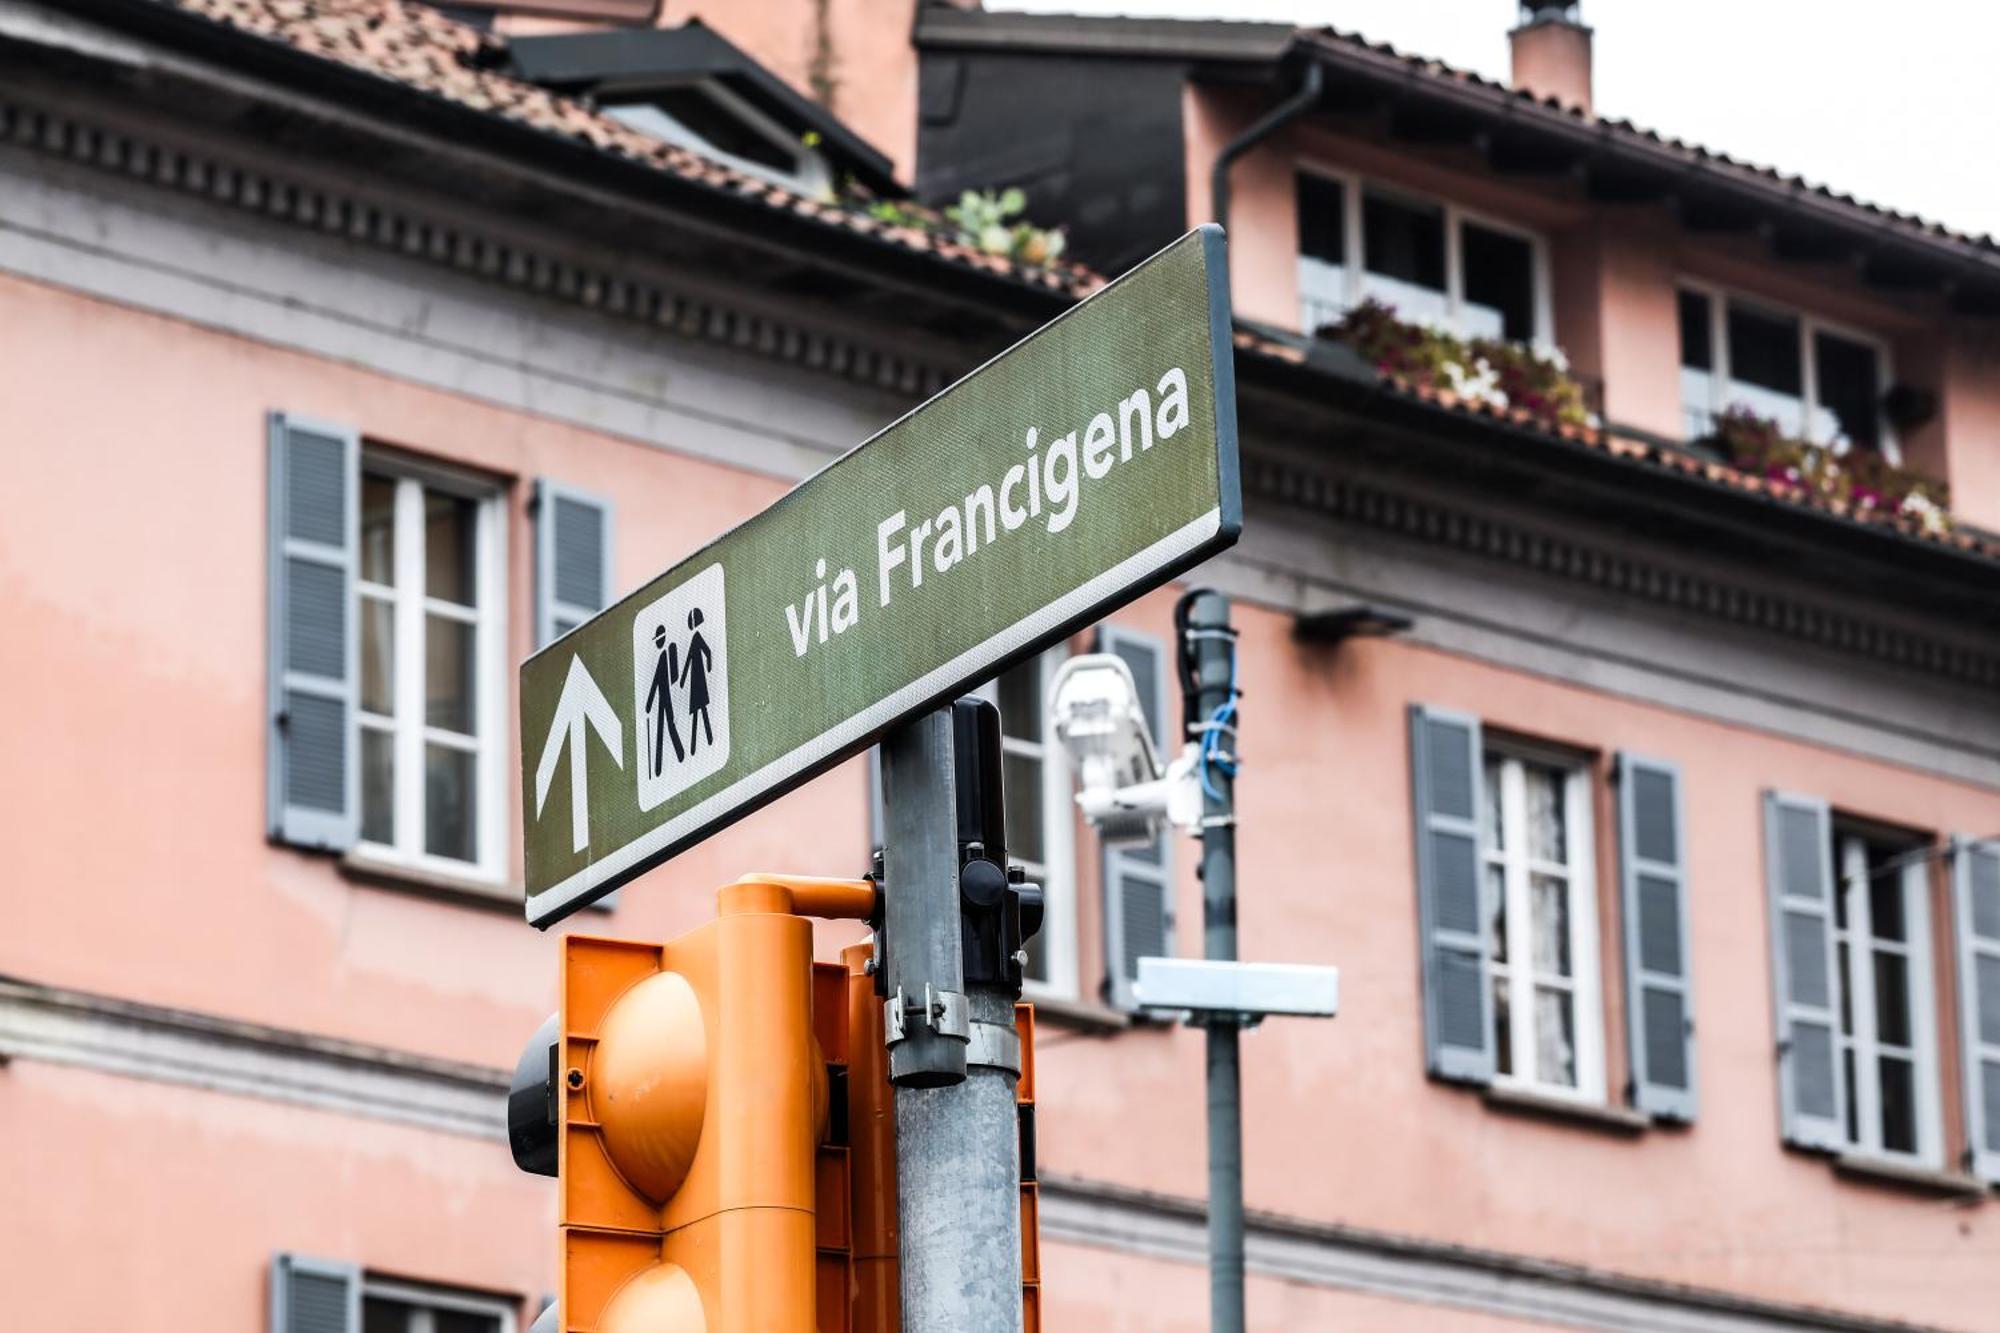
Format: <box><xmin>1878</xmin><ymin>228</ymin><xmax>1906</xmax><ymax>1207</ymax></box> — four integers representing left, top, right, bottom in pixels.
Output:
<box><xmin>1292</xmin><ymin>603</ymin><xmax>1415</xmax><ymax>646</ymax></box>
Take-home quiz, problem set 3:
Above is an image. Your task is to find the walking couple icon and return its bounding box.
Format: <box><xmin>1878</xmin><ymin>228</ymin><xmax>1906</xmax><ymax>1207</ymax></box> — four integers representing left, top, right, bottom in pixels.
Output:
<box><xmin>642</xmin><ymin>606</ymin><xmax>716</xmax><ymax>777</ymax></box>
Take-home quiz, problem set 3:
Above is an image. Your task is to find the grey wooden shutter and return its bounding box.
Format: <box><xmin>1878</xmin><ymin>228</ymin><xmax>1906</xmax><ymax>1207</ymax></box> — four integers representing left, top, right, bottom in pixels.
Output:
<box><xmin>270</xmin><ymin>1253</ymin><xmax>359</xmax><ymax>1333</ymax></box>
<box><xmin>534</xmin><ymin>480</ymin><xmax>614</xmax><ymax>648</ymax></box>
<box><xmin>1617</xmin><ymin>754</ymin><xmax>1697</xmax><ymax>1121</ymax></box>
<box><xmin>266</xmin><ymin>413</ymin><xmax>360</xmax><ymax>851</ymax></box>
<box><xmin>1953</xmin><ymin>836</ymin><xmax>2000</xmax><ymax>1182</ymax></box>
<box><xmin>1100</xmin><ymin>624</ymin><xmax>1174</xmax><ymax>1013</ymax></box>
<box><xmin>1763</xmin><ymin>791</ymin><xmax>1844</xmax><ymax>1150</ymax></box>
<box><xmin>1410</xmin><ymin>706</ymin><xmax>1494</xmax><ymax>1083</ymax></box>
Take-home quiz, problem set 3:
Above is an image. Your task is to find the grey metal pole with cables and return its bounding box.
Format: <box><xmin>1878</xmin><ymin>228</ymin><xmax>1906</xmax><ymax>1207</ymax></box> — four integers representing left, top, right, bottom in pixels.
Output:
<box><xmin>1179</xmin><ymin>588</ymin><xmax>1245</xmax><ymax>1333</ymax></box>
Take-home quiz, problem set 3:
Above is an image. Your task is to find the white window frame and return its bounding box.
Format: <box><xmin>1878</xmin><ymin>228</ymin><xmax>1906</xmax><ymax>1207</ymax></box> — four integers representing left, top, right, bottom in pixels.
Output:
<box><xmin>1675</xmin><ymin>278</ymin><xmax>1899</xmax><ymax>462</ymax></box>
<box><xmin>355</xmin><ymin>454</ymin><xmax>508</xmax><ymax>884</ymax></box>
<box><xmin>1294</xmin><ymin>163</ymin><xmax>1554</xmax><ymax>350</ymax></box>
<box><xmin>362</xmin><ymin>1275</ymin><xmax>519</xmax><ymax>1333</ymax></box>
<box><xmin>1831</xmin><ymin>830</ymin><xmax>1943</xmax><ymax>1168</ymax></box>
<box><xmin>1482</xmin><ymin>744</ymin><xmax>1605</xmax><ymax>1103</ymax></box>
<box><xmin>974</xmin><ymin>646</ymin><xmax>1078</xmax><ymax>1003</ymax></box>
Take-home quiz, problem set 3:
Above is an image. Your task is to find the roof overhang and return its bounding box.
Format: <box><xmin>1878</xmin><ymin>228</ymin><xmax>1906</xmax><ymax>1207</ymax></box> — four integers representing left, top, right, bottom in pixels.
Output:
<box><xmin>1264</xmin><ymin>30</ymin><xmax>2000</xmax><ymax>315</ymax></box>
<box><xmin>4</xmin><ymin>0</ymin><xmax>1074</xmax><ymax>337</ymax></box>
<box><xmin>507</xmin><ymin>23</ymin><xmax>899</xmax><ymax>196</ymax></box>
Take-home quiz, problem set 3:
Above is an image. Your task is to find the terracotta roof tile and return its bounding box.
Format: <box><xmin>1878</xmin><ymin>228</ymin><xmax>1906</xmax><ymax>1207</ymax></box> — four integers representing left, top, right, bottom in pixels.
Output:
<box><xmin>159</xmin><ymin>0</ymin><xmax>1100</xmax><ymax>296</ymax></box>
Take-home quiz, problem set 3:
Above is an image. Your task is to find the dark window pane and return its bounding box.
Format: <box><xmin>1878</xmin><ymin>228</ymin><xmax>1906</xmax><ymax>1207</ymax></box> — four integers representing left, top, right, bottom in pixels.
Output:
<box><xmin>426</xmin><ymin>615</ymin><xmax>476</xmax><ymax>735</ymax></box>
<box><xmin>1677</xmin><ymin>290</ymin><xmax>1712</xmax><ymax>369</ymax></box>
<box><xmin>361</xmin><ymin>598</ymin><xmax>395</xmax><ymax>717</ymax></box>
<box><xmin>361</xmin><ymin>728</ymin><xmax>395</xmax><ymax>845</ymax></box>
<box><xmin>1021</xmin><ymin>919</ymin><xmax>1049</xmax><ymax>984</ymax></box>
<box><xmin>1727</xmin><ymin>303</ymin><xmax>1802</xmax><ymax>395</ymax></box>
<box><xmin>1362</xmin><ymin>193</ymin><xmax>1446</xmax><ymax>291</ymax></box>
<box><xmin>425</xmin><ymin>491</ymin><xmax>478</xmax><ymax>606</ymax></box>
<box><xmin>1837</xmin><ymin>940</ymin><xmax>1853</xmax><ymax>1036</ymax></box>
<box><xmin>1486</xmin><ymin>861</ymin><xmax>1507</xmax><ymax>964</ymax></box>
<box><xmin>1878</xmin><ymin>1054</ymin><xmax>1917</xmax><ymax>1154</ymax></box>
<box><xmin>1842</xmin><ymin>1044</ymin><xmax>1858</xmax><ymax>1142</ymax></box>
<box><xmin>1002</xmin><ymin>752</ymin><xmax>1044</xmax><ymax>864</ymax></box>
<box><xmin>435</xmin><ymin>1312</ymin><xmax>501</xmax><ymax>1333</ymax></box>
<box><xmin>361</xmin><ymin>475</ymin><xmax>397</xmax><ymax>585</ymax></box>
<box><xmin>1868</xmin><ymin>867</ymin><xmax>1906</xmax><ymax>942</ymax></box>
<box><xmin>1814</xmin><ymin>330</ymin><xmax>1882</xmax><ymax>453</ymax></box>
<box><xmin>1492</xmin><ymin>972</ymin><xmax>1512</xmax><ymax>1076</ymax></box>
<box><xmin>425</xmin><ymin>744</ymin><xmax>477</xmax><ymax>861</ymax></box>
<box><xmin>997</xmin><ymin>662</ymin><xmax>1042</xmax><ymax>742</ymax></box>
<box><xmin>1462</xmin><ymin>222</ymin><xmax>1535</xmax><ymax>342</ymax></box>
<box><xmin>1873</xmin><ymin>949</ymin><xmax>1912</xmax><ymax>1047</ymax></box>
<box><xmin>363</xmin><ymin>1297</ymin><xmax>414</xmax><ymax>1333</ymax></box>
<box><xmin>1296</xmin><ymin>173</ymin><xmax>1346</xmax><ymax>264</ymax></box>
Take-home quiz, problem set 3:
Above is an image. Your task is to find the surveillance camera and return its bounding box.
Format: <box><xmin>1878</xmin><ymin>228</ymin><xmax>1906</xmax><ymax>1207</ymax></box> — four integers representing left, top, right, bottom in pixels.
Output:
<box><xmin>1048</xmin><ymin>654</ymin><xmax>1181</xmax><ymax>844</ymax></box>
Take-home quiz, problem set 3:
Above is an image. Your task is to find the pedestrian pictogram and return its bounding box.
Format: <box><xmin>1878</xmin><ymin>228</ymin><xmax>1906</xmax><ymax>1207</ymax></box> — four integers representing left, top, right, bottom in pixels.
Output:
<box><xmin>630</xmin><ymin>564</ymin><xmax>730</xmax><ymax>812</ymax></box>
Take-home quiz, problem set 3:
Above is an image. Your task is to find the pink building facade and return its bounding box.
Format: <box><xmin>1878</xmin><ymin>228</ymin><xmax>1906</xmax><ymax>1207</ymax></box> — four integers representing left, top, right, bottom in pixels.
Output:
<box><xmin>4</xmin><ymin>2</ymin><xmax>1999</xmax><ymax>1331</ymax></box>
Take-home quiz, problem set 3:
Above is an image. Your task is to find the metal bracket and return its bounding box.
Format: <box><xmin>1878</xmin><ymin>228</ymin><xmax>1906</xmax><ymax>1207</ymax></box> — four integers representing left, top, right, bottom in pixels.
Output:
<box><xmin>883</xmin><ymin>984</ymin><xmax>969</xmax><ymax>1049</ymax></box>
<box><xmin>965</xmin><ymin>1020</ymin><xmax>1022</xmax><ymax>1076</ymax></box>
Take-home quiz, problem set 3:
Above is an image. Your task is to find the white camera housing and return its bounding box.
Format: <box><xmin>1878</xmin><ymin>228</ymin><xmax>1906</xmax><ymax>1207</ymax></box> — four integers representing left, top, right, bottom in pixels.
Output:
<box><xmin>1048</xmin><ymin>654</ymin><xmax>1204</xmax><ymax>844</ymax></box>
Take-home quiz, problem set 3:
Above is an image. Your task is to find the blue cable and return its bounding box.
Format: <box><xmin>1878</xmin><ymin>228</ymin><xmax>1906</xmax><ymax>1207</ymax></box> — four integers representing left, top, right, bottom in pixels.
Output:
<box><xmin>1196</xmin><ymin>632</ymin><xmax>1240</xmax><ymax>801</ymax></box>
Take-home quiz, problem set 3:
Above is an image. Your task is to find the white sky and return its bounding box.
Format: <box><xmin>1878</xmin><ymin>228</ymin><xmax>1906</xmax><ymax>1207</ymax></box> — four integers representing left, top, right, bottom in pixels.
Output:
<box><xmin>988</xmin><ymin>0</ymin><xmax>2000</xmax><ymax>240</ymax></box>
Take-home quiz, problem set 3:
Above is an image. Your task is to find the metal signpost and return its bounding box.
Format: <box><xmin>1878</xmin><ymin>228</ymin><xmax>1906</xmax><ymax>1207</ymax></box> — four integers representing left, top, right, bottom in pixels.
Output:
<box><xmin>516</xmin><ymin>226</ymin><xmax>1241</xmax><ymax>1332</ymax></box>
<box><xmin>519</xmin><ymin>225</ymin><xmax>1240</xmax><ymax>927</ymax></box>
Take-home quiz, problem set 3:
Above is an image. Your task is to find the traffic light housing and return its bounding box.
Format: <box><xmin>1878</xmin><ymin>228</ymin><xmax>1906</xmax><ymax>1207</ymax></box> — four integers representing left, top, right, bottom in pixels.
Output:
<box><xmin>554</xmin><ymin>876</ymin><xmax>872</xmax><ymax>1331</ymax></box>
<box><xmin>508</xmin><ymin>874</ymin><xmax>1042</xmax><ymax>1332</ymax></box>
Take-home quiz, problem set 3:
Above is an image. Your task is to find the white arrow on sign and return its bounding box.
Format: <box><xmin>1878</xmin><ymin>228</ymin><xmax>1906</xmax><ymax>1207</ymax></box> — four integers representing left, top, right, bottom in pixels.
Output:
<box><xmin>533</xmin><ymin>655</ymin><xmax>624</xmax><ymax>853</ymax></box>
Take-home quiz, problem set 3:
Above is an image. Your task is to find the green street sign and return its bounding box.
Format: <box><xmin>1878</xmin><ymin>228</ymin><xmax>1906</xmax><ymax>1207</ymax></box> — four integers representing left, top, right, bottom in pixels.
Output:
<box><xmin>520</xmin><ymin>227</ymin><xmax>1240</xmax><ymax>925</ymax></box>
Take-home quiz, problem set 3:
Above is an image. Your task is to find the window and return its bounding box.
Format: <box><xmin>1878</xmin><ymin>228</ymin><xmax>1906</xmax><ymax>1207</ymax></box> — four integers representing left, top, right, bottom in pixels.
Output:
<box><xmin>1479</xmin><ymin>747</ymin><xmax>1604</xmax><ymax>1099</ymax></box>
<box><xmin>270</xmin><ymin>1256</ymin><xmax>520</xmax><ymax>1333</ymax></box>
<box><xmin>1296</xmin><ymin>171</ymin><xmax>1547</xmax><ymax>344</ymax></box>
<box><xmin>356</xmin><ymin>461</ymin><xmax>507</xmax><ymax>878</ymax></box>
<box><xmin>1676</xmin><ymin>286</ymin><xmax>1893</xmax><ymax>459</ymax></box>
<box><xmin>603</xmin><ymin>79</ymin><xmax>830</xmax><ymax>196</ymax></box>
<box><xmin>982</xmin><ymin>649</ymin><xmax>1077</xmax><ymax>998</ymax></box>
<box><xmin>362</xmin><ymin>1278</ymin><xmax>517</xmax><ymax>1333</ymax></box>
<box><xmin>1831</xmin><ymin>826</ymin><xmax>1942</xmax><ymax>1164</ymax></box>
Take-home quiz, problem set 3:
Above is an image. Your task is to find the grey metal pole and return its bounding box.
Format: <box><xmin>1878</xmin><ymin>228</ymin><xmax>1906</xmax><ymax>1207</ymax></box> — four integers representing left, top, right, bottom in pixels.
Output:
<box><xmin>880</xmin><ymin>708</ymin><xmax>1023</xmax><ymax>1333</ymax></box>
<box><xmin>1185</xmin><ymin>590</ymin><xmax>1245</xmax><ymax>1333</ymax></box>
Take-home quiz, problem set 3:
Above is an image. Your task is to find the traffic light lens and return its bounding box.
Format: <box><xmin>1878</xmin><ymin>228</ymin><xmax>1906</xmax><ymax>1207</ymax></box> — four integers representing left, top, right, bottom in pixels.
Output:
<box><xmin>592</xmin><ymin>970</ymin><xmax>709</xmax><ymax>1201</ymax></box>
<box><xmin>599</xmin><ymin>1262</ymin><xmax>706</xmax><ymax>1333</ymax></box>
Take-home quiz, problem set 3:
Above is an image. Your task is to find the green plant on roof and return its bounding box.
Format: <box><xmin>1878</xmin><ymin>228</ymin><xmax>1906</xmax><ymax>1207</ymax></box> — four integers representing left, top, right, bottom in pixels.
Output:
<box><xmin>946</xmin><ymin>188</ymin><xmax>1068</xmax><ymax>267</ymax></box>
<box><xmin>848</xmin><ymin>186</ymin><xmax>1067</xmax><ymax>269</ymax></box>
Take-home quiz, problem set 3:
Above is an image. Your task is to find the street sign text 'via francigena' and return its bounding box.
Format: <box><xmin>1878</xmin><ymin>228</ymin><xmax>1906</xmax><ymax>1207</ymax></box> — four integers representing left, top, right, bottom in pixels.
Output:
<box><xmin>520</xmin><ymin>227</ymin><xmax>1239</xmax><ymax>925</ymax></box>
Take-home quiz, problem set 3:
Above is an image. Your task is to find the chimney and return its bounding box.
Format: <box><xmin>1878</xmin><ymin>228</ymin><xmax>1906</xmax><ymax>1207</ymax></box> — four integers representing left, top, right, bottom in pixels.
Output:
<box><xmin>1509</xmin><ymin>1</ymin><xmax>1593</xmax><ymax>115</ymax></box>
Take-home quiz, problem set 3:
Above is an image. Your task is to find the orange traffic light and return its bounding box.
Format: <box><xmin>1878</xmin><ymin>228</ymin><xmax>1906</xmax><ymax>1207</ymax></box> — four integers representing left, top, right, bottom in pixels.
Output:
<box><xmin>556</xmin><ymin>875</ymin><xmax>873</xmax><ymax>1332</ymax></box>
<box><xmin>507</xmin><ymin>873</ymin><xmax>1041</xmax><ymax>1332</ymax></box>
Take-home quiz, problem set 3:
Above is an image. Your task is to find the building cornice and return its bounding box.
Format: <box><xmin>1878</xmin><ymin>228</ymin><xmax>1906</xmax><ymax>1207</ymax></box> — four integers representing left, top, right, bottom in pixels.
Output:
<box><xmin>1039</xmin><ymin>1173</ymin><xmax>1944</xmax><ymax>1332</ymax></box>
<box><xmin>1242</xmin><ymin>451</ymin><xmax>2000</xmax><ymax>691</ymax></box>
<box><xmin>0</xmin><ymin>92</ymin><xmax>961</xmax><ymax>404</ymax></box>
